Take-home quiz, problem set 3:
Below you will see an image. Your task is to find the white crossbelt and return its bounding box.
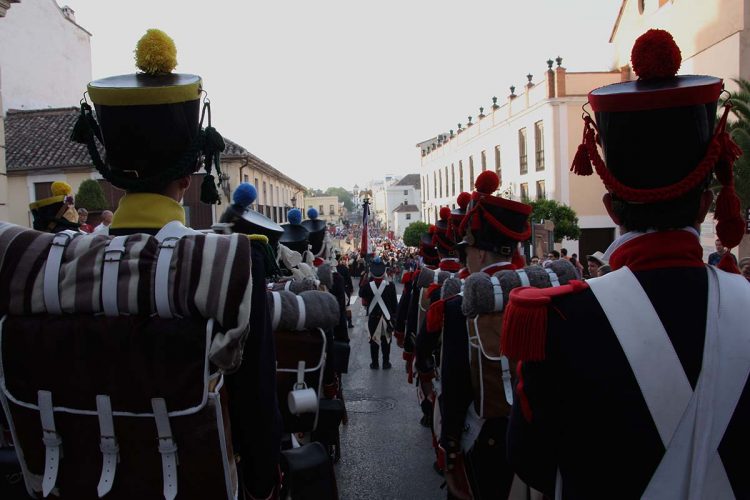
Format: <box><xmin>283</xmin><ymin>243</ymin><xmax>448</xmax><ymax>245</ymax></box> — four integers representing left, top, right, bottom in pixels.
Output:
<box><xmin>155</xmin><ymin>238</ymin><xmax>178</xmax><ymax>319</ymax></box>
<box><xmin>368</xmin><ymin>280</ymin><xmax>391</xmax><ymax>321</ymax></box>
<box><xmin>38</xmin><ymin>390</ymin><xmax>61</xmax><ymax>498</ymax></box>
<box><xmin>43</xmin><ymin>230</ymin><xmax>79</xmax><ymax>315</ymax></box>
<box><xmin>295</xmin><ymin>295</ymin><xmax>306</xmax><ymax>331</ymax></box>
<box><xmin>271</xmin><ymin>292</ymin><xmax>282</xmax><ymax>331</ymax></box>
<box><xmin>102</xmin><ymin>236</ymin><xmax>128</xmax><ymax>317</ymax></box>
<box><xmin>152</xmin><ymin>398</ymin><xmax>178</xmax><ymax>500</ymax></box>
<box><xmin>586</xmin><ymin>266</ymin><xmax>750</xmax><ymax>500</ymax></box>
<box><xmin>96</xmin><ymin>395</ymin><xmax>119</xmax><ymax>498</ymax></box>
<box><xmin>515</xmin><ymin>269</ymin><xmax>530</xmax><ymax>287</ymax></box>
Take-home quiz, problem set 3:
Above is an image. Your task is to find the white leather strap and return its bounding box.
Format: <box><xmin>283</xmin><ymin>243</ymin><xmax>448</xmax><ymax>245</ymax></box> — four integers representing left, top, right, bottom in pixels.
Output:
<box><xmin>490</xmin><ymin>276</ymin><xmax>504</xmax><ymax>312</ymax></box>
<box><xmin>295</xmin><ymin>361</ymin><xmax>307</xmax><ymax>390</ymax></box>
<box><xmin>96</xmin><ymin>395</ymin><xmax>118</xmax><ymax>498</ymax></box>
<box><xmin>155</xmin><ymin>238</ymin><xmax>179</xmax><ymax>319</ymax></box>
<box><xmin>271</xmin><ymin>292</ymin><xmax>282</xmax><ymax>331</ymax></box>
<box><xmin>38</xmin><ymin>390</ymin><xmax>61</xmax><ymax>498</ymax></box>
<box><xmin>152</xmin><ymin>398</ymin><xmax>178</xmax><ymax>500</ymax></box>
<box><xmin>43</xmin><ymin>230</ymin><xmax>77</xmax><ymax>314</ymax></box>
<box><xmin>433</xmin><ymin>272</ymin><xmax>439</xmax><ymax>284</ymax></box>
<box><xmin>295</xmin><ymin>296</ymin><xmax>306</xmax><ymax>331</ymax></box>
<box><xmin>102</xmin><ymin>236</ymin><xmax>128</xmax><ymax>317</ymax></box>
<box><xmin>284</xmin><ymin>280</ymin><xmax>292</xmax><ymax>291</ymax></box>
<box><xmin>544</xmin><ymin>268</ymin><xmax>560</xmax><ymax>287</ymax></box>
<box><xmin>515</xmin><ymin>269</ymin><xmax>530</xmax><ymax>287</ymax></box>
<box><xmin>589</xmin><ymin>268</ymin><xmax>692</xmax><ymax>445</ymax></box>
<box><xmin>368</xmin><ymin>281</ymin><xmax>391</xmax><ymax>321</ymax></box>
<box><xmin>500</xmin><ymin>356</ymin><xmax>513</xmax><ymax>406</ymax></box>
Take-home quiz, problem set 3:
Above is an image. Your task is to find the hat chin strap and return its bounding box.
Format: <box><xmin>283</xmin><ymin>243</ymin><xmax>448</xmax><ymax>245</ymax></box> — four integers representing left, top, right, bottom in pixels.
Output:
<box><xmin>573</xmin><ymin>104</ymin><xmax>745</xmax><ymax>250</ymax></box>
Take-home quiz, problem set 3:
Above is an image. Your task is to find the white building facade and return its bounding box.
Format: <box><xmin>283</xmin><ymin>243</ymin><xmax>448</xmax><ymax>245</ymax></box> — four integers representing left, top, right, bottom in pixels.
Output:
<box><xmin>418</xmin><ymin>64</ymin><xmax>624</xmax><ymax>259</ymax></box>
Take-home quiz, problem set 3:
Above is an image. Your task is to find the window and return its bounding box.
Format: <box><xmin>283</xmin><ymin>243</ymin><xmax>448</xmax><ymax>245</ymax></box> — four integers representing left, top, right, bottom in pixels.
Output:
<box><xmin>481</xmin><ymin>150</ymin><xmax>487</xmax><ymax>172</ymax></box>
<box><xmin>33</xmin><ymin>182</ymin><xmax>53</xmax><ymax>201</ymax></box>
<box><xmin>519</xmin><ymin>128</ymin><xmax>528</xmax><ymax>175</ymax></box>
<box><xmin>404</xmin><ymin>189</ymin><xmax>408</xmax><ymax>195</ymax></box>
<box><xmin>638</xmin><ymin>0</ymin><xmax>645</xmax><ymax>13</ymax></box>
<box><xmin>425</xmin><ymin>175</ymin><xmax>430</xmax><ymax>200</ymax></box>
<box><xmin>459</xmin><ymin>161</ymin><xmax>464</xmax><ymax>192</ymax></box>
<box><xmin>520</xmin><ymin>182</ymin><xmax>529</xmax><ymax>201</ymax></box>
<box><xmin>534</xmin><ymin>121</ymin><xmax>545</xmax><ymax>171</ymax></box>
<box><xmin>263</xmin><ymin>181</ymin><xmax>268</xmax><ymax>204</ymax></box>
<box><xmin>536</xmin><ymin>180</ymin><xmax>546</xmax><ymax>199</ymax></box>
<box><xmin>451</xmin><ymin>164</ymin><xmax>456</xmax><ymax>195</ymax></box>
<box><xmin>439</xmin><ymin>169</ymin><xmax>443</xmax><ymax>198</ymax></box>
<box><xmin>319</xmin><ymin>204</ymin><xmax>324</xmax><ymax>214</ymax></box>
<box><xmin>469</xmin><ymin>156</ymin><xmax>475</xmax><ymax>187</ymax></box>
<box><xmin>406</xmin><ymin>213</ymin><xmax>412</xmax><ymax>220</ymax></box>
<box><xmin>329</xmin><ymin>204</ymin><xmax>335</xmax><ymax>215</ymax></box>
<box><xmin>404</xmin><ymin>199</ymin><xmax>408</xmax><ymax>205</ymax></box>
<box><xmin>433</xmin><ymin>172</ymin><xmax>437</xmax><ymax>199</ymax></box>
<box><xmin>444</xmin><ymin>166</ymin><xmax>449</xmax><ymax>196</ymax></box>
<box><xmin>243</xmin><ymin>174</ymin><xmax>249</xmax><ymax>183</ymax></box>
<box><xmin>494</xmin><ymin>146</ymin><xmax>502</xmax><ymax>185</ymax></box>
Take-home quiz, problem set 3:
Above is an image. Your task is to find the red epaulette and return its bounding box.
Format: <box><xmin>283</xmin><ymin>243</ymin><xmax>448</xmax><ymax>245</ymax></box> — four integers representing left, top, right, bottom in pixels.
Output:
<box><xmin>402</xmin><ymin>271</ymin><xmax>413</xmax><ymax>284</ymax></box>
<box><xmin>426</xmin><ymin>299</ymin><xmax>445</xmax><ymax>334</ymax></box>
<box><xmin>426</xmin><ymin>282</ymin><xmax>441</xmax><ymax>298</ymax></box>
<box><xmin>501</xmin><ymin>280</ymin><xmax>589</xmax><ymax>362</ymax></box>
<box><xmin>457</xmin><ymin>267</ymin><xmax>470</xmax><ymax>280</ymax></box>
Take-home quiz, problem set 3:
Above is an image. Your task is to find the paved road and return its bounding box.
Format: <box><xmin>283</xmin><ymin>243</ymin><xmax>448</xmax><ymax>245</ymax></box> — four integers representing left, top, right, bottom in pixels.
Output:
<box><xmin>336</xmin><ymin>279</ymin><xmax>444</xmax><ymax>500</ymax></box>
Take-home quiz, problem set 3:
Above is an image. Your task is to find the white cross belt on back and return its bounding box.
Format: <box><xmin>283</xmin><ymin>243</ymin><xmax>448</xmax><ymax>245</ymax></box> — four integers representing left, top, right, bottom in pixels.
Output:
<box><xmin>585</xmin><ymin>265</ymin><xmax>750</xmax><ymax>500</ymax></box>
<box><xmin>368</xmin><ymin>280</ymin><xmax>391</xmax><ymax>321</ymax></box>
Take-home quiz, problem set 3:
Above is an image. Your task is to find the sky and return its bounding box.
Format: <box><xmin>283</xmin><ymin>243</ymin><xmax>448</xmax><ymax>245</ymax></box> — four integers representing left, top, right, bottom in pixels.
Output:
<box><xmin>64</xmin><ymin>0</ymin><xmax>622</xmax><ymax>191</ymax></box>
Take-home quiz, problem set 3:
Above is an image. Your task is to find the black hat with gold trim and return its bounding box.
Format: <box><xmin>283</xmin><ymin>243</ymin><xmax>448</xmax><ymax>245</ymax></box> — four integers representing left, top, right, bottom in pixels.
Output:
<box><xmin>218</xmin><ymin>183</ymin><xmax>284</xmax><ymax>247</ymax></box>
<box><xmin>29</xmin><ymin>181</ymin><xmax>80</xmax><ymax>233</ymax></box>
<box><xmin>71</xmin><ymin>29</ymin><xmax>225</xmax><ymax>203</ymax></box>
<box><xmin>301</xmin><ymin>207</ymin><xmax>328</xmax><ymax>261</ymax></box>
<box><xmin>280</xmin><ymin>208</ymin><xmax>310</xmax><ymax>255</ymax></box>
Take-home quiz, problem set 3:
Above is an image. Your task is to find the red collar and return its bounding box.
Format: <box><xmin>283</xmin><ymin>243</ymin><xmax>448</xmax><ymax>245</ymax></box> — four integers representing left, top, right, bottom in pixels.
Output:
<box><xmin>609</xmin><ymin>230</ymin><xmax>704</xmax><ymax>272</ymax></box>
<box><xmin>457</xmin><ymin>267</ymin><xmax>470</xmax><ymax>280</ymax></box>
<box><xmin>438</xmin><ymin>259</ymin><xmax>462</xmax><ymax>273</ymax></box>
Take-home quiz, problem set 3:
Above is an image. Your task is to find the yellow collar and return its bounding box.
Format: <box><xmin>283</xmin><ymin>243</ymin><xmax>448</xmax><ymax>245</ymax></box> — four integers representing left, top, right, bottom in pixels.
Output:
<box><xmin>111</xmin><ymin>193</ymin><xmax>186</xmax><ymax>229</ymax></box>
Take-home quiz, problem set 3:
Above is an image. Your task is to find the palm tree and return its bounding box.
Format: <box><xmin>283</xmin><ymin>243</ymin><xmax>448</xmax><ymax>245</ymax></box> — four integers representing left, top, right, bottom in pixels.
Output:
<box><xmin>718</xmin><ymin>79</ymin><xmax>750</xmax><ymax>256</ymax></box>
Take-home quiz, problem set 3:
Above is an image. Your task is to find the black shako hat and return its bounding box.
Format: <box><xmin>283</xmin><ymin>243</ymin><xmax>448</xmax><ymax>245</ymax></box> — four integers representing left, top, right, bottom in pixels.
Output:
<box><xmin>72</xmin><ymin>29</ymin><xmax>226</xmax><ymax>203</ymax></box>
<box><xmin>420</xmin><ymin>229</ymin><xmax>439</xmax><ymax>267</ymax></box>
<box><xmin>280</xmin><ymin>208</ymin><xmax>310</xmax><ymax>255</ymax></box>
<box><xmin>573</xmin><ymin>29</ymin><xmax>744</xmax><ymax>250</ymax></box>
<box><xmin>301</xmin><ymin>207</ymin><xmax>327</xmax><ymax>257</ymax></box>
<box><xmin>458</xmin><ymin>170</ymin><xmax>532</xmax><ymax>257</ymax></box>
<box><xmin>434</xmin><ymin>206</ymin><xmax>458</xmax><ymax>257</ymax></box>
<box><xmin>369</xmin><ymin>257</ymin><xmax>386</xmax><ymax>278</ymax></box>
<box><xmin>219</xmin><ymin>183</ymin><xmax>284</xmax><ymax>247</ymax></box>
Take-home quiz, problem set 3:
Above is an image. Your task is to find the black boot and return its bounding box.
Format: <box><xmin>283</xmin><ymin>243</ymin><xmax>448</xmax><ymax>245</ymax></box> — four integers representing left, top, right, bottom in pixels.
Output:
<box><xmin>370</xmin><ymin>342</ymin><xmax>380</xmax><ymax>369</ymax></box>
<box><xmin>381</xmin><ymin>339</ymin><xmax>392</xmax><ymax>369</ymax></box>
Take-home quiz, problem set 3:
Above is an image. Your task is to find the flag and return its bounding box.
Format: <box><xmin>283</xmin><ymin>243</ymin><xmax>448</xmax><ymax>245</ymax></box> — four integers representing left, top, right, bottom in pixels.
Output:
<box><xmin>360</xmin><ymin>200</ymin><xmax>370</xmax><ymax>257</ymax></box>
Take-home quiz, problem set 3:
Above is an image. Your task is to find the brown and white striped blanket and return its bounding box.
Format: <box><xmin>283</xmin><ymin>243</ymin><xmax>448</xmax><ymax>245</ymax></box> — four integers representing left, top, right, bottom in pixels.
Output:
<box><xmin>0</xmin><ymin>222</ymin><xmax>253</xmax><ymax>371</ymax></box>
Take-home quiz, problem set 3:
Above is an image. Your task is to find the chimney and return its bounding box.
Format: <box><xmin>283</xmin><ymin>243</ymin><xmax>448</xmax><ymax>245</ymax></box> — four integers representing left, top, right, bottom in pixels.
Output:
<box><xmin>546</xmin><ymin>59</ymin><xmax>556</xmax><ymax>98</ymax></box>
<box><xmin>620</xmin><ymin>65</ymin><xmax>632</xmax><ymax>82</ymax></box>
<box><xmin>554</xmin><ymin>56</ymin><xmax>566</xmax><ymax>97</ymax></box>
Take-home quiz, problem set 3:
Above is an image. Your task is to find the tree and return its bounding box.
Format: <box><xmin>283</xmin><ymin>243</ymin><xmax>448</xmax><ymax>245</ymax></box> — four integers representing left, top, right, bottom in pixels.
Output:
<box><xmin>721</xmin><ymin>79</ymin><xmax>750</xmax><ymax>211</ymax></box>
<box><xmin>403</xmin><ymin>220</ymin><xmax>429</xmax><ymax>247</ymax></box>
<box><xmin>76</xmin><ymin>179</ymin><xmax>107</xmax><ymax>211</ymax></box>
<box><xmin>324</xmin><ymin>186</ymin><xmax>355</xmax><ymax>211</ymax></box>
<box><xmin>527</xmin><ymin>199</ymin><xmax>580</xmax><ymax>243</ymax></box>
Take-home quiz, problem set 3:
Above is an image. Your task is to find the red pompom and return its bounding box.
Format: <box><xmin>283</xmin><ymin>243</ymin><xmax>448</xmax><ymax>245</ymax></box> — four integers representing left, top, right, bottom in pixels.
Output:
<box><xmin>456</xmin><ymin>192</ymin><xmax>471</xmax><ymax>210</ymax></box>
<box><xmin>439</xmin><ymin>206</ymin><xmax>451</xmax><ymax>220</ymax></box>
<box><xmin>631</xmin><ymin>29</ymin><xmax>682</xmax><ymax>80</ymax></box>
<box><xmin>475</xmin><ymin>170</ymin><xmax>500</xmax><ymax>194</ymax></box>
<box><xmin>716</xmin><ymin>217</ymin><xmax>745</xmax><ymax>249</ymax></box>
<box><xmin>428</xmin><ymin>225</ymin><xmax>437</xmax><ymax>235</ymax></box>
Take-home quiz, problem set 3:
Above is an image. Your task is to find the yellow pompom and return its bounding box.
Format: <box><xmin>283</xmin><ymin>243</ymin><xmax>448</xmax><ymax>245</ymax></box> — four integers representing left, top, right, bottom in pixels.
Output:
<box><xmin>135</xmin><ymin>29</ymin><xmax>177</xmax><ymax>75</ymax></box>
<box><xmin>50</xmin><ymin>181</ymin><xmax>72</xmax><ymax>197</ymax></box>
<box><xmin>248</xmin><ymin>234</ymin><xmax>269</xmax><ymax>244</ymax></box>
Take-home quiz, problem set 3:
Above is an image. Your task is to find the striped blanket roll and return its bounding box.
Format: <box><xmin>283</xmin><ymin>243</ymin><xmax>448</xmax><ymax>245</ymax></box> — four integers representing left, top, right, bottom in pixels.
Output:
<box><xmin>0</xmin><ymin>222</ymin><xmax>253</xmax><ymax>372</ymax></box>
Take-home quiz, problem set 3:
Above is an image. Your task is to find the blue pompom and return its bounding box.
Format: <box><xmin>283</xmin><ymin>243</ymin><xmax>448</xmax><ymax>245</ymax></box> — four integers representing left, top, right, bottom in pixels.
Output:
<box><xmin>373</xmin><ymin>256</ymin><xmax>382</xmax><ymax>264</ymax></box>
<box><xmin>233</xmin><ymin>183</ymin><xmax>257</xmax><ymax>208</ymax></box>
<box><xmin>288</xmin><ymin>208</ymin><xmax>302</xmax><ymax>225</ymax></box>
<box><xmin>307</xmin><ymin>207</ymin><xmax>319</xmax><ymax>220</ymax></box>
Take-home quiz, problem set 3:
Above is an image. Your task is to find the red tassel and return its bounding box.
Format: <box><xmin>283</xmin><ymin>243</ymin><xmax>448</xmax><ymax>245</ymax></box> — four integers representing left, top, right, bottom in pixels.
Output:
<box><xmin>715</xmin><ymin>186</ymin><xmax>744</xmax><ymax>249</ymax></box>
<box><xmin>501</xmin><ymin>290</ymin><xmax>549</xmax><ymax>362</ymax></box>
<box><xmin>717</xmin><ymin>251</ymin><xmax>741</xmax><ymax>274</ymax></box>
<box><xmin>571</xmin><ymin>143</ymin><xmax>593</xmax><ymax>176</ymax></box>
<box><xmin>426</xmin><ymin>300</ymin><xmax>445</xmax><ymax>334</ymax></box>
<box><xmin>511</xmin><ymin>247</ymin><xmax>526</xmax><ymax>269</ymax></box>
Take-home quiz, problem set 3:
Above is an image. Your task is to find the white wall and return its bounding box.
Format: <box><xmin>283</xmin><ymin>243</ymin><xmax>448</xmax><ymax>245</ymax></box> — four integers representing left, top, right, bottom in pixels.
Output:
<box><xmin>0</xmin><ymin>0</ymin><xmax>92</xmax><ymax>114</ymax></box>
<box><xmin>393</xmin><ymin>210</ymin><xmax>419</xmax><ymax>238</ymax></box>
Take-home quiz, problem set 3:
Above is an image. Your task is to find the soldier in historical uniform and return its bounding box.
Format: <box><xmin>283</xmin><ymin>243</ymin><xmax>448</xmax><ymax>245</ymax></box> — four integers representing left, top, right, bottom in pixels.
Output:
<box><xmin>67</xmin><ymin>30</ymin><xmax>282</xmax><ymax>499</ymax></box>
<box><xmin>28</xmin><ymin>181</ymin><xmax>80</xmax><ymax>233</ymax></box>
<box><xmin>504</xmin><ymin>30</ymin><xmax>750</xmax><ymax>499</ymax></box>
<box><xmin>439</xmin><ymin>170</ymin><xmax>532</xmax><ymax>499</ymax></box>
<box><xmin>359</xmin><ymin>257</ymin><xmax>398</xmax><ymax>369</ymax></box>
